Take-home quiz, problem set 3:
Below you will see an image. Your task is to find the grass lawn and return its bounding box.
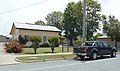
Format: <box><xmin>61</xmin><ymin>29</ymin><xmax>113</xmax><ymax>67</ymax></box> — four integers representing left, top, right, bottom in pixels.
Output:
<box><xmin>15</xmin><ymin>47</ymin><xmax>73</xmax><ymax>55</ymax></box>
<box><xmin>16</xmin><ymin>54</ymin><xmax>75</xmax><ymax>61</ymax></box>
<box><xmin>117</xmin><ymin>52</ymin><xmax>120</xmax><ymax>54</ymax></box>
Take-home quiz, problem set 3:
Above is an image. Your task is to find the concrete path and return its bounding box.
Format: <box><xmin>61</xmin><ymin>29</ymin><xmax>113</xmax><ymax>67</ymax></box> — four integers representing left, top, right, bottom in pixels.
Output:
<box><xmin>0</xmin><ymin>42</ymin><xmax>20</xmax><ymax>65</ymax></box>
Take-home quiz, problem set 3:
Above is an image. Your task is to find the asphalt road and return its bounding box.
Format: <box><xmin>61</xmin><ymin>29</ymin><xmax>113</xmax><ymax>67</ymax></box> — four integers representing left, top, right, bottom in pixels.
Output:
<box><xmin>0</xmin><ymin>55</ymin><xmax>120</xmax><ymax>71</ymax></box>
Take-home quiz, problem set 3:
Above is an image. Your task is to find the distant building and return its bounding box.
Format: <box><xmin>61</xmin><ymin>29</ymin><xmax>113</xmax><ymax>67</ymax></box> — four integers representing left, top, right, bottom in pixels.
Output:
<box><xmin>97</xmin><ymin>35</ymin><xmax>120</xmax><ymax>49</ymax></box>
<box><xmin>0</xmin><ymin>35</ymin><xmax>12</xmax><ymax>42</ymax></box>
<box><xmin>10</xmin><ymin>22</ymin><xmax>61</xmax><ymax>44</ymax></box>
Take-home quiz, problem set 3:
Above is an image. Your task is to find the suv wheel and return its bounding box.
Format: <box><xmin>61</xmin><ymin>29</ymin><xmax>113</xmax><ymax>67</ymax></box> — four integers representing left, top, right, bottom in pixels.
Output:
<box><xmin>90</xmin><ymin>52</ymin><xmax>97</xmax><ymax>60</ymax></box>
<box><xmin>111</xmin><ymin>50</ymin><xmax>116</xmax><ymax>57</ymax></box>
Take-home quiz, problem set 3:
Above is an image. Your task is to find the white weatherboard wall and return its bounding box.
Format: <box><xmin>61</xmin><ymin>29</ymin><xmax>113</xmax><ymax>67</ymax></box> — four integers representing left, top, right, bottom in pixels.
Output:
<box><xmin>19</xmin><ymin>29</ymin><xmax>59</xmax><ymax>36</ymax></box>
<box><xmin>10</xmin><ymin>22</ymin><xmax>61</xmax><ymax>43</ymax></box>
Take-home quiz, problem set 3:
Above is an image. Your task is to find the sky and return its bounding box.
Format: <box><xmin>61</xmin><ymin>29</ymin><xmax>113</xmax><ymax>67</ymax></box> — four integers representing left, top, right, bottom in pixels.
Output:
<box><xmin>0</xmin><ymin>0</ymin><xmax>120</xmax><ymax>36</ymax></box>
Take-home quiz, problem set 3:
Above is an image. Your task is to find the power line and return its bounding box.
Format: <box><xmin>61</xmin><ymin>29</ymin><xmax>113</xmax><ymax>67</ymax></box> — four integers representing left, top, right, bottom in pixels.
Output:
<box><xmin>0</xmin><ymin>0</ymin><xmax>48</xmax><ymax>14</ymax></box>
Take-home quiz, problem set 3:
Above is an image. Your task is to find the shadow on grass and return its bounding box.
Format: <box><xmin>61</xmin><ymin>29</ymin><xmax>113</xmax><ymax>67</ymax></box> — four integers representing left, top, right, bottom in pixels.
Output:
<box><xmin>23</xmin><ymin>52</ymin><xmax>37</xmax><ymax>54</ymax></box>
<box><xmin>43</xmin><ymin>52</ymin><xmax>57</xmax><ymax>53</ymax></box>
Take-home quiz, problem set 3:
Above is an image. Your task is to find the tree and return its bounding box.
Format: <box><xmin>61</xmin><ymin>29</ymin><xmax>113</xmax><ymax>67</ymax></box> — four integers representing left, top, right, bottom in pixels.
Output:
<box><xmin>48</xmin><ymin>36</ymin><xmax>59</xmax><ymax>53</ymax></box>
<box><xmin>35</xmin><ymin>20</ymin><xmax>46</xmax><ymax>25</ymax></box>
<box><xmin>73</xmin><ymin>1</ymin><xmax>83</xmax><ymax>38</ymax></box>
<box><xmin>63</xmin><ymin>2</ymin><xmax>79</xmax><ymax>46</ymax></box>
<box><xmin>63</xmin><ymin>0</ymin><xmax>101</xmax><ymax>45</ymax></box>
<box><xmin>18</xmin><ymin>35</ymin><xmax>28</xmax><ymax>45</ymax></box>
<box><xmin>101</xmin><ymin>14</ymin><xmax>107</xmax><ymax>34</ymax></box>
<box><xmin>30</xmin><ymin>36</ymin><xmax>42</xmax><ymax>54</ymax></box>
<box><xmin>86</xmin><ymin>0</ymin><xmax>101</xmax><ymax>40</ymax></box>
<box><xmin>45</xmin><ymin>11</ymin><xmax>64</xmax><ymax>30</ymax></box>
<box><xmin>74</xmin><ymin>38</ymin><xmax>82</xmax><ymax>46</ymax></box>
<box><xmin>103</xmin><ymin>15</ymin><xmax>120</xmax><ymax>48</ymax></box>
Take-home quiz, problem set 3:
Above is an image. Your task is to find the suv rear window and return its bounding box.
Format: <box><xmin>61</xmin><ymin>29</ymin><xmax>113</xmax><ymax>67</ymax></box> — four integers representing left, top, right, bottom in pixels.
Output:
<box><xmin>81</xmin><ymin>42</ymin><xmax>94</xmax><ymax>46</ymax></box>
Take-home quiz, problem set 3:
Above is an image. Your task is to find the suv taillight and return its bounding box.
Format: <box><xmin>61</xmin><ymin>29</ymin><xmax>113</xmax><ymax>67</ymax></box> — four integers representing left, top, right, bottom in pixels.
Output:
<box><xmin>84</xmin><ymin>48</ymin><xmax>88</xmax><ymax>52</ymax></box>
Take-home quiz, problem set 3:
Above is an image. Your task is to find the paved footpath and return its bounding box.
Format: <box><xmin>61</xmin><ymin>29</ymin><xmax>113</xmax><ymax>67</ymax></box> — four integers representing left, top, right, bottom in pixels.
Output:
<box><xmin>0</xmin><ymin>42</ymin><xmax>73</xmax><ymax>65</ymax></box>
<box><xmin>0</xmin><ymin>42</ymin><xmax>20</xmax><ymax>65</ymax></box>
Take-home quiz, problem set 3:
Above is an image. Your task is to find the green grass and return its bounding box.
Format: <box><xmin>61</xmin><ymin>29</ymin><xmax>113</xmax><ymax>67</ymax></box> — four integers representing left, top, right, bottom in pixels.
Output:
<box><xmin>117</xmin><ymin>52</ymin><xmax>120</xmax><ymax>54</ymax></box>
<box><xmin>17</xmin><ymin>54</ymin><xmax>75</xmax><ymax>60</ymax></box>
<box><xmin>16</xmin><ymin>54</ymin><xmax>75</xmax><ymax>61</ymax></box>
<box><xmin>15</xmin><ymin>47</ymin><xmax>73</xmax><ymax>55</ymax></box>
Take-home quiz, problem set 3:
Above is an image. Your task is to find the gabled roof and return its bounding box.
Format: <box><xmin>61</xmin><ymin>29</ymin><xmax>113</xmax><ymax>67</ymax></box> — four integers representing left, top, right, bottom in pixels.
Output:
<box><xmin>13</xmin><ymin>22</ymin><xmax>61</xmax><ymax>32</ymax></box>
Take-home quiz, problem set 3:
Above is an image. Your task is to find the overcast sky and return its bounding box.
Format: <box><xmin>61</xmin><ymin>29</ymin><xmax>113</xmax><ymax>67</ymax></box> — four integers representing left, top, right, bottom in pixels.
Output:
<box><xmin>0</xmin><ymin>0</ymin><xmax>120</xmax><ymax>36</ymax></box>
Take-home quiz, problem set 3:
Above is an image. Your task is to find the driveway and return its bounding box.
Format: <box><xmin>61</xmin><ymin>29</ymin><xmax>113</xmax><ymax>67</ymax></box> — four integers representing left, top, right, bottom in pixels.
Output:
<box><xmin>0</xmin><ymin>42</ymin><xmax>19</xmax><ymax>65</ymax></box>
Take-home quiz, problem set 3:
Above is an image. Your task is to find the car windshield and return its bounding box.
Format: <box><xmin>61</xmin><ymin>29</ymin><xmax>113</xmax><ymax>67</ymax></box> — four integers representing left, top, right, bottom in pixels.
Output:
<box><xmin>81</xmin><ymin>42</ymin><xmax>94</xmax><ymax>46</ymax></box>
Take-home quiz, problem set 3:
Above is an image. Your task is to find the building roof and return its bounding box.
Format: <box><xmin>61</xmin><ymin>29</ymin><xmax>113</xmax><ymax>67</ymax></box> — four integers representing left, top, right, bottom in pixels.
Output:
<box><xmin>13</xmin><ymin>22</ymin><xmax>61</xmax><ymax>32</ymax></box>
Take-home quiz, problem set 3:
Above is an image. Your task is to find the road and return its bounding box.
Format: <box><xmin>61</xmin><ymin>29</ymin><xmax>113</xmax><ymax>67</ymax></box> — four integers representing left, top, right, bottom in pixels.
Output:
<box><xmin>0</xmin><ymin>55</ymin><xmax>120</xmax><ymax>71</ymax></box>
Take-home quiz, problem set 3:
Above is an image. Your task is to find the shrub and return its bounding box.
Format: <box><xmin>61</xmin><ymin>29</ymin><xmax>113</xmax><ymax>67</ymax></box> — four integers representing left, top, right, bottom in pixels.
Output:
<box><xmin>4</xmin><ymin>42</ymin><xmax>24</xmax><ymax>53</ymax></box>
<box><xmin>48</xmin><ymin>36</ymin><xmax>60</xmax><ymax>47</ymax></box>
<box><xmin>18</xmin><ymin>35</ymin><xmax>28</xmax><ymax>45</ymax></box>
<box><xmin>48</xmin><ymin>36</ymin><xmax>60</xmax><ymax>53</ymax></box>
<box><xmin>74</xmin><ymin>38</ymin><xmax>82</xmax><ymax>46</ymax></box>
<box><xmin>59</xmin><ymin>36</ymin><xmax>65</xmax><ymax>44</ymax></box>
<box><xmin>29</xmin><ymin>36</ymin><xmax>42</xmax><ymax>54</ymax></box>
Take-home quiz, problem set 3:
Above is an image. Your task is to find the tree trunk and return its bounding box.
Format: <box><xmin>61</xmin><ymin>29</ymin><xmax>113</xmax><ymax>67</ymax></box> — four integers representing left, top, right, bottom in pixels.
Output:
<box><xmin>51</xmin><ymin>46</ymin><xmax>54</xmax><ymax>53</ymax></box>
<box><xmin>69</xmin><ymin>38</ymin><xmax>73</xmax><ymax>46</ymax></box>
<box><xmin>34</xmin><ymin>48</ymin><xmax>37</xmax><ymax>54</ymax></box>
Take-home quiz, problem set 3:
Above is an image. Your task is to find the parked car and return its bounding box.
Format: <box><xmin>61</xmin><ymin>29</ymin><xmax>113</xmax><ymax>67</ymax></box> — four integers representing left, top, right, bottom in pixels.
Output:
<box><xmin>74</xmin><ymin>41</ymin><xmax>117</xmax><ymax>60</ymax></box>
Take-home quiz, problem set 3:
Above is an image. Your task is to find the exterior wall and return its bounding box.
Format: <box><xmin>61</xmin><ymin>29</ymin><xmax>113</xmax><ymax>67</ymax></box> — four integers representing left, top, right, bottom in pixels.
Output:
<box><xmin>97</xmin><ymin>38</ymin><xmax>120</xmax><ymax>49</ymax></box>
<box><xmin>19</xmin><ymin>29</ymin><xmax>59</xmax><ymax>36</ymax></box>
<box><xmin>10</xmin><ymin>25</ymin><xmax>19</xmax><ymax>41</ymax></box>
<box><xmin>0</xmin><ymin>35</ymin><xmax>12</xmax><ymax>42</ymax></box>
<box><xmin>12</xmin><ymin>29</ymin><xmax>19</xmax><ymax>41</ymax></box>
<box><xmin>0</xmin><ymin>36</ymin><xmax>6</xmax><ymax>42</ymax></box>
<box><xmin>19</xmin><ymin>29</ymin><xmax>60</xmax><ymax>43</ymax></box>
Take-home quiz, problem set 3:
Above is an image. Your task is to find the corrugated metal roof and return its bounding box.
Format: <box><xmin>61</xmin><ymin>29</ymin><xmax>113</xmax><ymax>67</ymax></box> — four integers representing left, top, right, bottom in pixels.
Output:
<box><xmin>14</xmin><ymin>22</ymin><xmax>61</xmax><ymax>32</ymax></box>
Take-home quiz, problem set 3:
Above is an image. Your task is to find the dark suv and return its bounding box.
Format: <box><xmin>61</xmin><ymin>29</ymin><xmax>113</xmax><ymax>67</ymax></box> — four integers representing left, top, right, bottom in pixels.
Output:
<box><xmin>74</xmin><ymin>41</ymin><xmax>117</xmax><ymax>60</ymax></box>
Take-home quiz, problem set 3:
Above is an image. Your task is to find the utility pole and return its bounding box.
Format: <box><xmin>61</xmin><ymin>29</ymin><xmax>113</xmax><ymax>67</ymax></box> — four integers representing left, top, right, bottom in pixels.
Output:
<box><xmin>82</xmin><ymin>0</ymin><xmax>87</xmax><ymax>43</ymax></box>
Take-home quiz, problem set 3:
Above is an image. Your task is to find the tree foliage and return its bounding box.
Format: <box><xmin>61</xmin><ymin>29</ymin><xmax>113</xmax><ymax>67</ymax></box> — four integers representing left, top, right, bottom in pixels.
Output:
<box><xmin>63</xmin><ymin>2</ymin><xmax>78</xmax><ymax>46</ymax></box>
<box><xmin>103</xmin><ymin>15</ymin><xmax>120</xmax><ymax>48</ymax></box>
<box><xmin>94</xmin><ymin>33</ymin><xmax>103</xmax><ymax>40</ymax></box>
<box><xmin>48</xmin><ymin>36</ymin><xmax>59</xmax><ymax>47</ymax></box>
<box><xmin>86</xmin><ymin>0</ymin><xmax>101</xmax><ymax>40</ymax></box>
<box><xmin>35</xmin><ymin>20</ymin><xmax>46</xmax><ymax>25</ymax></box>
<box><xmin>18</xmin><ymin>35</ymin><xmax>28</xmax><ymax>45</ymax></box>
<box><xmin>45</xmin><ymin>11</ymin><xmax>64</xmax><ymax>30</ymax></box>
<box><xmin>63</xmin><ymin>0</ymin><xmax>101</xmax><ymax>45</ymax></box>
<box><xmin>74</xmin><ymin>38</ymin><xmax>82</xmax><ymax>46</ymax></box>
<box><xmin>48</xmin><ymin>36</ymin><xmax>60</xmax><ymax>53</ymax></box>
<box><xmin>29</xmin><ymin>36</ymin><xmax>42</xmax><ymax>54</ymax></box>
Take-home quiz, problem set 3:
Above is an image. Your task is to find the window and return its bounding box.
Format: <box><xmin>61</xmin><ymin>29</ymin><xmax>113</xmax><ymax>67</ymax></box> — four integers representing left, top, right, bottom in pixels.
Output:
<box><xmin>43</xmin><ymin>36</ymin><xmax>47</xmax><ymax>43</ymax></box>
<box><xmin>103</xmin><ymin>42</ymin><xmax>108</xmax><ymax>47</ymax></box>
<box><xmin>97</xmin><ymin>42</ymin><xmax>104</xmax><ymax>47</ymax></box>
<box><xmin>81</xmin><ymin>42</ymin><xmax>94</xmax><ymax>46</ymax></box>
<box><xmin>92</xmin><ymin>42</ymin><xmax>97</xmax><ymax>46</ymax></box>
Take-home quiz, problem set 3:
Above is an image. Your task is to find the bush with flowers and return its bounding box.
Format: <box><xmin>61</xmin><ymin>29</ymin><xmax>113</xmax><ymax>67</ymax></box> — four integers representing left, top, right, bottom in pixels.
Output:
<box><xmin>4</xmin><ymin>42</ymin><xmax>24</xmax><ymax>53</ymax></box>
